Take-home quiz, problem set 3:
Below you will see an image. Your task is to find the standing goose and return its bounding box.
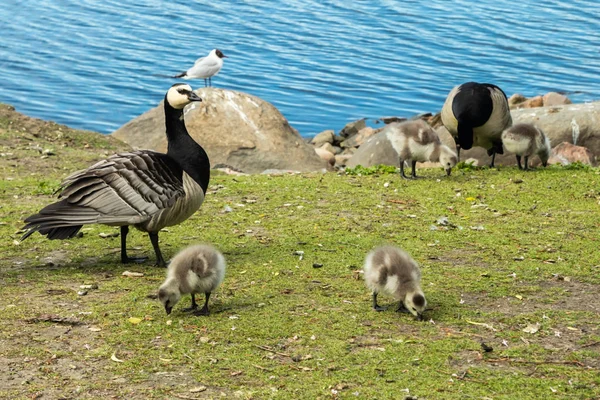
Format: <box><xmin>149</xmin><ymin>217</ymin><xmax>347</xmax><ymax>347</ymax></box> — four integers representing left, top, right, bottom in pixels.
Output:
<box><xmin>501</xmin><ymin>123</ymin><xmax>551</xmax><ymax>170</ymax></box>
<box><xmin>440</xmin><ymin>82</ymin><xmax>512</xmax><ymax>167</ymax></box>
<box><xmin>21</xmin><ymin>83</ymin><xmax>209</xmax><ymax>267</ymax></box>
<box><xmin>173</xmin><ymin>49</ymin><xmax>227</xmax><ymax>87</ymax></box>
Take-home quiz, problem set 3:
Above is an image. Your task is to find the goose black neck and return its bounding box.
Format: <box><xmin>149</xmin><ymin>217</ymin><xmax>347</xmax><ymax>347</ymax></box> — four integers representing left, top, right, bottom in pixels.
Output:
<box><xmin>164</xmin><ymin>100</ymin><xmax>210</xmax><ymax>193</ymax></box>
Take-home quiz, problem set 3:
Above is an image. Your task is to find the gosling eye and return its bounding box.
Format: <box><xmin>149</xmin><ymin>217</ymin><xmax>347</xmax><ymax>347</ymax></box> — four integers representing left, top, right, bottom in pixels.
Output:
<box><xmin>412</xmin><ymin>307</ymin><xmax>417</xmax><ymax>312</ymax></box>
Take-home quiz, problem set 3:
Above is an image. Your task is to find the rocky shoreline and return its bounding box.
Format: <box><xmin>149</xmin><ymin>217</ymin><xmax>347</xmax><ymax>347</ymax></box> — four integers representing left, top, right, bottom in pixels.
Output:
<box><xmin>310</xmin><ymin>91</ymin><xmax>598</xmax><ymax>170</ymax></box>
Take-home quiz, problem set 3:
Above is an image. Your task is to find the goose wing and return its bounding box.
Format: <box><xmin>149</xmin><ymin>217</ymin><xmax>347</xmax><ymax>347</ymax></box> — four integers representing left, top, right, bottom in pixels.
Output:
<box><xmin>23</xmin><ymin>151</ymin><xmax>185</xmax><ymax>233</ymax></box>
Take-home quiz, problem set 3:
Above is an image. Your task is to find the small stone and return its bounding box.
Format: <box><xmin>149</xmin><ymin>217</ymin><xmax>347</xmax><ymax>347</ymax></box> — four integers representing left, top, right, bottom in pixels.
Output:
<box><xmin>312</xmin><ymin>263</ymin><xmax>323</xmax><ymax>269</ymax></box>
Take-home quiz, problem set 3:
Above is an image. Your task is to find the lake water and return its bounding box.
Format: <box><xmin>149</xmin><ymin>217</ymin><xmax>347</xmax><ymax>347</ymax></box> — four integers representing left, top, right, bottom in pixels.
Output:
<box><xmin>1</xmin><ymin>0</ymin><xmax>599</xmax><ymax>137</ymax></box>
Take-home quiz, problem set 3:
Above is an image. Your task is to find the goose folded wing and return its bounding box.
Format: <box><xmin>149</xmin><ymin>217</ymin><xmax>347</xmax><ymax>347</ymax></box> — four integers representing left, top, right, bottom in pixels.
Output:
<box><xmin>43</xmin><ymin>151</ymin><xmax>185</xmax><ymax>225</ymax></box>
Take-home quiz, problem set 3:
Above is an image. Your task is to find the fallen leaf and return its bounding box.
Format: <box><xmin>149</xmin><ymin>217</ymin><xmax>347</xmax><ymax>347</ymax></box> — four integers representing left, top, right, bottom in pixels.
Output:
<box><xmin>523</xmin><ymin>323</ymin><xmax>540</xmax><ymax>334</ymax></box>
<box><xmin>230</xmin><ymin>370</ymin><xmax>243</xmax><ymax>376</ymax></box>
<box><xmin>122</xmin><ymin>271</ymin><xmax>144</xmax><ymax>277</ymax></box>
<box><xmin>190</xmin><ymin>386</ymin><xmax>207</xmax><ymax>393</ymax></box>
<box><xmin>89</xmin><ymin>327</ymin><xmax>101</xmax><ymax>332</ymax></box>
<box><xmin>111</xmin><ymin>353</ymin><xmax>124</xmax><ymax>363</ymax></box>
<box><xmin>515</xmin><ymin>295</ymin><xmax>523</xmax><ymax>300</ymax></box>
<box><xmin>128</xmin><ymin>317</ymin><xmax>142</xmax><ymax>324</ymax></box>
<box><xmin>465</xmin><ymin>197</ymin><xmax>476</xmax><ymax>201</ymax></box>
<box><xmin>159</xmin><ymin>358</ymin><xmax>172</xmax><ymax>362</ymax></box>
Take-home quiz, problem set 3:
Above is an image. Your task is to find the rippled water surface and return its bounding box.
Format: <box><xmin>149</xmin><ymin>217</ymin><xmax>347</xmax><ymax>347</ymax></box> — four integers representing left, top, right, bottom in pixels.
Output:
<box><xmin>1</xmin><ymin>1</ymin><xmax>599</xmax><ymax>137</ymax></box>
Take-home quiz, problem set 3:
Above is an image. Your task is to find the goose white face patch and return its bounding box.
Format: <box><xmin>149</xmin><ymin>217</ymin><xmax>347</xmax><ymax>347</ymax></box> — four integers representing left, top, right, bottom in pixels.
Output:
<box><xmin>167</xmin><ymin>84</ymin><xmax>194</xmax><ymax>109</ymax></box>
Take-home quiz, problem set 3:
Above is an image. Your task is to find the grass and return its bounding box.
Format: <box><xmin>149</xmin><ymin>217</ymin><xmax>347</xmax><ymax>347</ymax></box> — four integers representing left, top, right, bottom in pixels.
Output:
<box><xmin>1</xmin><ymin>103</ymin><xmax>600</xmax><ymax>399</ymax></box>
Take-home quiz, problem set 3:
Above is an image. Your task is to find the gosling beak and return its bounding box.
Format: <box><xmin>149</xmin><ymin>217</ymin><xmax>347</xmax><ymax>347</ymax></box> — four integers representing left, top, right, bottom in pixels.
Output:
<box><xmin>165</xmin><ymin>305</ymin><xmax>172</xmax><ymax>315</ymax></box>
<box><xmin>446</xmin><ymin>168</ymin><xmax>452</xmax><ymax>176</ymax></box>
<box><xmin>187</xmin><ymin>91</ymin><xmax>202</xmax><ymax>102</ymax></box>
<box><xmin>416</xmin><ymin>313</ymin><xmax>424</xmax><ymax>321</ymax></box>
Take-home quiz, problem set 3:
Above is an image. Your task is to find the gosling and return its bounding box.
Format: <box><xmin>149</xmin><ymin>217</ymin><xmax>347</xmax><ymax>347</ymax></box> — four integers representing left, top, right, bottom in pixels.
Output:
<box><xmin>501</xmin><ymin>123</ymin><xmax>551</xmax><ymax>170</ymax></box>
<box><xmin>386</xmin><ymin>119</ymin><xmax>458</xmax><ymax>179</ymax></box>
<box><xmin>158</xmin><ymin>244</ymin><xmax>226</xmax><ymax>316</ymax></box>
<box><xmin>363</xmin><ymin>245</ymin><xmax>427</xmax><ymax>320</ymax></box>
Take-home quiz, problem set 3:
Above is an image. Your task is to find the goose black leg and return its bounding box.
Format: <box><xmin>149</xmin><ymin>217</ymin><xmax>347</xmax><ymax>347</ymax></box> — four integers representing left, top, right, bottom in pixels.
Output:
<box><xmin>396</xmin><ymin>302</ymin><xmax>410</xmax><ymax>314</ymax></box>
<box><xmin>456</xmin><ymin>144</ymin><xmax>461</xmax><ymax>162</ymax></box>
<box><xmin>204</xmin><ymin>78</ymin><xmax>208</xmax><ymax>87</ymax></box>
<box><xmin>148</xmin><ymin>232</ymin><xmax>166</xmax><ymax>268</ymax></box>
<box><xmin>194</xmin><ymin>292</ymin><xmax>211</xmax><ymax>316</ymax></box>
<box><xmin>399</xmin><ymin>159</ymin><xmax>411</xmax><ymax>180</ymax></box>
<box><xmin>183</xmin><ymin>294</ymin><xmax>198</xmax><ymax>312</ymax></box>
<box><xmin>489</xmin><ymin>151</ymin><xmax>497</xmax><ymax>168</ymax></box>
<box><xmin>524</xmin><ymin>156</ymin><xmax>530</xmax><ymax>171</ymax></box>
<box><xmin>120</xmin><ymin>226</ymin><xmax>147</xmax><ymax>264</ymax></box>
<box><xmin>516</xmin><ymin>155</ymin><xmax>523</xmax><ymax>170</ymax></box>
<box><xmin>208</xmin><ymin>77</ymin><xmax>212</xmax><ymax>87</ymax></box>
<box><xmin>372</xmin><ymin>292</ymin><xmax>386</xmax><ymax>311</ymax></box>
<box><xmin>411</xmin><ymin>160</ymin><xmax>419</xmax><ymax>179</ymax></box>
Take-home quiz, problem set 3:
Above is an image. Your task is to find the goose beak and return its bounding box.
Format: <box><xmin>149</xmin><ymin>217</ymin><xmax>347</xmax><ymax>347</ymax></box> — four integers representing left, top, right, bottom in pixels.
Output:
<box><xmin>165</xmin><ymin>305</ymin><xmax>173</xmax><ymax>315</ymax></box>
<box><xmin>446</xmin><ymin>168</ymin><xmax>452</xmax><ymax>176</ymax></box>
<box><xmin>187</xmin><ymin>91</ymin><xmax>202</xmax><ymax>102</ymax></box>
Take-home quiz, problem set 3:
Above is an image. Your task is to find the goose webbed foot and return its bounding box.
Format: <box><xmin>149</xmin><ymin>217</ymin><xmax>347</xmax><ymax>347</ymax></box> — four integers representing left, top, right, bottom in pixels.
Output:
<box><xmin>148</xmin><ymin>232</ymin><xmax>167</xmax><ymax>268</ymax></box>
<box><xmin>182</xmin><ymin>294</ymin><xmax>199</xmax><ymax>312</ymax></box>
<box><xmin>372</xmin><ymin>292</ymin><xmax>386</xmax><ymax>311</ymax></box>
<box><xmin>193</xmin><ymin>292</ymin><xmax>211</xmax><ymax>316</ymax></box>
<box><xmin>122</xmin><ymin>256</ymin><xmax>148</xmax><ymax>264</ymax></box>
<box><xmin>396</xmin><ymin>302</ymin><xmax>411</xmax><ymax>314</ymax></box>
<box><xmin>399</xmin><ymin>161</ymin><xmax>414</xmax><ymax>180</ymax></box>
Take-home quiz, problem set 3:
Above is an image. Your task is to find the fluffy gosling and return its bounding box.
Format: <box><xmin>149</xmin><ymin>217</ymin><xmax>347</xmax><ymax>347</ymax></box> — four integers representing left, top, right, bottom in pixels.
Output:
<box><xmin>501</xmin><ymin>123</ymin><xmax>551</xmax><ymax>170</ymax></box>
<box><xmin>158</xmin><ymin>244</ymin><xmax>226</xmax><ymax>316</ymax></box>
<box><xmin>363</xmin><ymin>246</ymin><xmax>427</xmax><ymax>320</ymax></box>
<box><xmin>386</xmin><ymin>119</ymin><xmax>458</xmax><ymax>179</ymax></box>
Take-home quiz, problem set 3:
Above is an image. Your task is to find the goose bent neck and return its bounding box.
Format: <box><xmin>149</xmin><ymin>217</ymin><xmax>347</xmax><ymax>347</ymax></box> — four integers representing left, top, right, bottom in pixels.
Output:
<box><xmin>164</xmin><ymin>101</ymin><xmax>210</xmax><ymax>193</ymax></box>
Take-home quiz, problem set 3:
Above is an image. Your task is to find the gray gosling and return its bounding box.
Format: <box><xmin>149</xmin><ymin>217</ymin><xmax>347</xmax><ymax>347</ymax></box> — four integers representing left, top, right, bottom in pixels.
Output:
<box><xmin>363</xmin><ymin>246</ymin><xmax>427</xmax><ymax>320</ymax></box>
<box><xmin>440</xmin><ymin>82</ymin><xmax>512</xmax><ymax>167</ymax></box>
<box><xmin>158</xmin><ymin>244</ymin><xmax>226</xmax><ymax>316</ymax></box>
<box><xmin>501</xmin><ymin>123</ymin><xmax>551</xmax><ymax>170</ymax></box>
<box><xmin>386</xmin><ymin>119</ymin><xmax>458</xmax><ymax>179</ymax></box>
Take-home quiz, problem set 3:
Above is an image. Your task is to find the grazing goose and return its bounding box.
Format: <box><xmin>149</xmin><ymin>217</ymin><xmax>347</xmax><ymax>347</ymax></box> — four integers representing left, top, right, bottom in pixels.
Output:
<box><xmin>158</xmin><ymin>244</ymin><xmax>226</xmax><ymax>316</ymax></box>
<box><xmin>173</xmin><ymin>49</ymin><xmax>228</xmax><ymax>87</ymax></box>
<box><xmin>363</xmin><ymin>245</ymin><xmax>427</xmax><ymax>320</ymax></box>
<box><xmin>440</xmin><ymin>82</ymin><xmax>512</xmax><ymax>167</ymax></box>
<box><xmin>501</xmin><ymin>123</ymin><xmax>551</xmax><ymax>170</ymax></box>
<box><xmin>21</xmin><ymin>83</ymin><xmax>209</xmax><ymax>267</ymax></box>
<box><xmin>386</xmin><ymin>119</ymin><xmax>458</xmax><ymax>179</ymax></box>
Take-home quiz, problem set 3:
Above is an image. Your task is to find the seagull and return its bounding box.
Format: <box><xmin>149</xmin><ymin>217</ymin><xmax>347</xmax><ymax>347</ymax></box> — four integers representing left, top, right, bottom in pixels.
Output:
<box><xmin>173</xmin><ymin>49</ymin><xmax>228</xmax><ymax>87</ymax></box>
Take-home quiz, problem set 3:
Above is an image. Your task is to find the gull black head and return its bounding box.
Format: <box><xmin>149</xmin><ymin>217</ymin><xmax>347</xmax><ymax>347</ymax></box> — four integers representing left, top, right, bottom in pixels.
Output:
<box><xmin>165</xmin><ymin>83</ymin><xmax>202</xmax><ymax>110</ymax></box>
<box><xmin>215</xmin><ymin>49</ymin><xmax>228</xmax><ymax>59</ymax></box>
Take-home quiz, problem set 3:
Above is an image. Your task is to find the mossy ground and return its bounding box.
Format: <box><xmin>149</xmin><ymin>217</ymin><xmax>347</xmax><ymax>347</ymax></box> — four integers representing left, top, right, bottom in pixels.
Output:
<box><xmin>1</xmin><ymin>104</ymin><xmax>599</xmax><ymax>399</ymax></box>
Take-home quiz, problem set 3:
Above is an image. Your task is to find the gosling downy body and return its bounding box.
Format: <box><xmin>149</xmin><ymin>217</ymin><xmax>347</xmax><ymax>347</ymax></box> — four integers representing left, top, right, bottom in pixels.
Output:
<box><xmin>21</xmin><ymin>84</ymin><xmax>209</xmax><ymax>267</ymax></box>
<box><xmin>386</xmin><ymin>119</ymin><xmax>458</xmax><ymax>179</ymax></box>
<box><xmin>363</xmin><ymin>245</ymin><xmax>427</xmax><ymax>320</ymax></box>
<box><xmin>440</xmin><ymin>82</ymin><xmax>512</xmax><ymax>167</ymax></box>
<box><xmin>501</xmin><ymin>123</ymin><xmax>551</xmax><ymax>170</ymax></box>
<box><xmin>158</xmin><ymin>244</ymin><xmax>226</xmax><ymax>316</ymax></box>
<box><xmin>173</xmin><ymin>49</ymin><xmax>227</xmax><ymax>87</ymax></box>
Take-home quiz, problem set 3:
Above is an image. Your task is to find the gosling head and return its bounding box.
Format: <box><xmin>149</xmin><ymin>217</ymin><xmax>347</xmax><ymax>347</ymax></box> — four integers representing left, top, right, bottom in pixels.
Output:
<box><xmin>158</xmin><ymin>281</ymin><xmax>181</xmax><ymax>315</ymax></box>
<box><xmin>166</xmin><ymin>83</ymin><xmax>203</xmax><ymax>110</ymax></box>
<box><xmin>404</xmin><ymin>291</ymin><xmax>427</xmax><ymax>321</ymax></box>
<box><xmin>439</xmin><ymin>145</ymin><xmax>458</xmax><ymax>176</ymax></box>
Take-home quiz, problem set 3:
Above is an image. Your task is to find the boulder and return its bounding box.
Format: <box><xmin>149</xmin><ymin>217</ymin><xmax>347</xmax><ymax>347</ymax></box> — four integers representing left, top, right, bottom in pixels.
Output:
<box><xmin>319</xmin><ymin>142</ymin><xmax>337</xmax><ymax>154</ymax></box>
<box><xmin>311</xmin><ymin>130</ymin><xmax>335</xmax><ymax>147</ymax></box>
<box><xmin>508</xmin><ymin>93</ymin><xmax>528</xmax><ymax>108</ymax></box>
<box><xmin>334</xmin><ymin>154</ymin><xmax>353</xmax><ymax>167</ymax></box>
<box><xmin>339</xmin><ymin>119</ymin><xmax>366</xmax><ymax>138</ymax></box>
<box><xmin>340</xmin><ymin>127</ymin><xmax>380</xmax><ymax>148</ymax></box>
<box><xmin>314</xmin><ymin>147</ymin><xmax>335</xmax><ymax>166</ymax></box>
<box><xmin>548</xmin><ymin>142</ymin><xmax>597</xmax><ymax>166</ymax></box>
<box><xmin>543</xmin><ymin>92</ymin><xmax>572</xmax><ymax>107</ymax></box>
<box><xmin>111</xmin><ymin>88</ymin><xmax>326</xmax><ymax>174</ymax></box>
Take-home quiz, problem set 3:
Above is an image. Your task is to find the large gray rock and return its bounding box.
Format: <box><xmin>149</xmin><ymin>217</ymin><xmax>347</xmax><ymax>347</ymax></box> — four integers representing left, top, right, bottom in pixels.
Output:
<box><xmin>111</xmin><ymin>88</ymin><xmax>326</xmax><ymax>174</ymax></box>
<box><xmin>437</xmin><ymin>101</ymin><xmax>600</xmax><ymax>167</ymax></box>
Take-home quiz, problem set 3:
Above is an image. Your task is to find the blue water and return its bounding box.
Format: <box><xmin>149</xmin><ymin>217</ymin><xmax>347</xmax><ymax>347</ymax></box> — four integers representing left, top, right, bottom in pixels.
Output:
<box><xmin>1</xmin><ymin>1</ymin><xmax>599</xmax><ymax>137</ymax></box>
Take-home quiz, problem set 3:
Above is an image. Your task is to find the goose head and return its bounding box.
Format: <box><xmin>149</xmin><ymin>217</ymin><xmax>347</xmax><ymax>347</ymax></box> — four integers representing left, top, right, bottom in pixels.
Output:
<box><xmin>166</xmin><ymin>83</ymin><xmax>202</xmax><ymax>110</ymax></box>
